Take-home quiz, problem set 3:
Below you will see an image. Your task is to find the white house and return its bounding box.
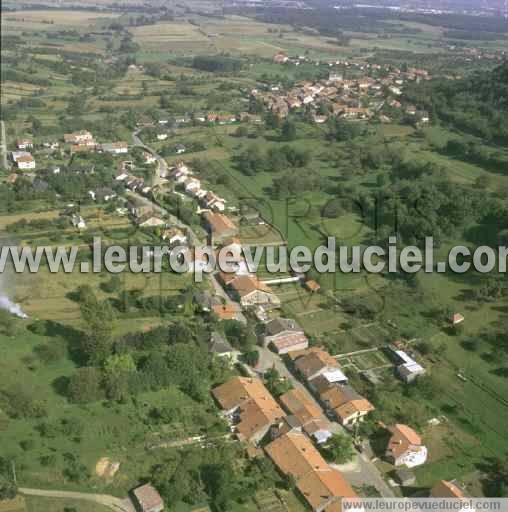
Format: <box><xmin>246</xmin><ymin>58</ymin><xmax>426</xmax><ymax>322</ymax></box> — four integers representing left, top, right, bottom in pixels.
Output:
<box><xmin>16</xmin><ymin>155</ymin><xmax>36</xmax><ymax>170</ymax></box>
<box><xmin>156</xmin><ymin>133</ymin><xmax>168</xmax><ymax>141</ymax></box>
<box><xmin>386</xmin><ymin>424</ymin><xmax>428</xmax><ymax>468</ymax></box>
<box><xmin>101</xmin><ymin>142</ymin><xmax>128</xmax><ymax>154</ymax></box>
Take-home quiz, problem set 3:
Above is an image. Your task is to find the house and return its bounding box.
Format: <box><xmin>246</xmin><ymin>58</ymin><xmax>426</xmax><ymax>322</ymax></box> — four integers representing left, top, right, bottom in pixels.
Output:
<box><xmin>451</xmin><ymin>313</ymin><xmax>464</xmax><ymax>326</ymax></box>
<box><xmin>319</xmin><ymin>384</ymin><xmax>374</xmax><ymax>427</ymax></box>
<box><xmin>70</xmin><ymin>144</ymin><xmax>94</xmax><ymax>154</ymax></box>
<box><xmin>385</xmin><ymin>424</ymin><xmax>428</xmax><ymax>468</ymax></box>
<box><xmin>156</xmin><ymin>133</ymin><xmax>168</xmax><ymax>141</ymax></box>
<box><xmin>101</xmin><ymin>142</ymin><xmax>128</xmax><ymax>154</ymax></box>
<box><xmin>313</xmin><ymin>115</ymin><xmax>328</xmax><ymax>124</ymax></box>
<box><xmin>175</xmin><ymin>144</ymin><xmax>186</xmax><ymax>154</ymax></box>
<box><xmin>265</xmin><ymin>432</ymin><xmax>357</xmax><ymax>512</ymax></box>
<box><xmin>161</xmin><ymin>227</ymin><xmax>187</xmax><ymax>246</ymax></box>
<box><xmin>304</xmin><ymin>280</ymin><xmax>321</xmax><ymax>293</ymax></box>
<box><xmin>290</xmin><ymin>347</ymin><xmax>342</xmax><ymax>383</ymax></box>
<box><xmin>137</xmin><ymin>213</ymin><xmax>165</xmax><ymax>227</ymax></box>
<box><xmin>431</xmin><ymin>480</ymin><xmax>466</xmax><ymax>498</ymax></box>
<box><xmin>132</xmin><ymin>483</ymin><xmax>164</xmax><ymax>512</ymax></box>
<box><xmin>390</xmin><ymin>348</ymin><xmax>426</xmax><ymax>383</ymax></box>
<box><xmin>263</xmin><ymin>317</ymin><xmax>309</xmax><ymax>354</ymax></box>
<box><xmin>143</xmin><ymin>151</ymin><xmax>157</xmax><ymax>164</ymax></box>
<box><xmin>203</xmin><ymin>211</ymin><xmax>238</xmax><ymax>244</ymax></box>
<box><xmin>16</xmin><ymin>155</ymin><xmax>36</xmax><ymax>170</ymax></box>
<box><xmin>64</xmin><ymin>130</ymin><xmax>94</xmax><ymax>146</ymax></box>
<box><xmin>212</xmin><ymin>377</ymin><xmax>285</xmax><ymax>444</ymax></box>
<box><xmin>212</xmin><ymin>302</ymin><xmax>243</xmax><ymax>321</ymax></box>
<box><xmin>203</xmin><ymin>191</ymin><xmax>226</xmax><ymax>211</ymax></box>
<box><xmin>16</xmin><ymin>138</ymin><xmax>33</xmax><ymax>149</ymax></box>
<box><xmin>229</xmin><ymin>275</ymin><xmax>281</xmax><ymax>308</ymax></box>
<box><xmin>279</xmin><ymin>388</ymin><xmax>333</xmax><ymax>444</ymax></box>
<box><xmin>89</xmin><ymin>188</ymin><xmax>116</xmax><ymax>202</ymax></box>
<box><xmin>209</xmin><ymin>331</ymin><xmax>237</xmax><ymax>361</ymax></box>
<box><xmin>329</xmin><ymin>72</ymin><xmax>343</xmax><ymax>82</ymax></box>
<box><xmin>273</xmin><ymin>52</ymin><xmax>289</xmax><ymax>64</ymax></box>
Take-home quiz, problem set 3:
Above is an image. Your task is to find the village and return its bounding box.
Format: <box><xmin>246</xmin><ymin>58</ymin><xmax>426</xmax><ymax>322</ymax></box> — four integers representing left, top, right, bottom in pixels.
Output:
<box><xmin>0</xmin><ymin>114</ymin><xmax>473</xmax><ymax>511</ymax></box>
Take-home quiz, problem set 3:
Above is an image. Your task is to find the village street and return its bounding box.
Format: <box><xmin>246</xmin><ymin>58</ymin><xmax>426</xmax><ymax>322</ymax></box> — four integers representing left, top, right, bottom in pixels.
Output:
<box><xmin>256</xmin><ymin>346</ymin><xmax>395</xmax><ymax>498</ymax></box>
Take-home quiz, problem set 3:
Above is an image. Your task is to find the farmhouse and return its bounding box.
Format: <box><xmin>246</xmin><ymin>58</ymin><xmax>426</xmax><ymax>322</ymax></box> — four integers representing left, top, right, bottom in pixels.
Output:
<box><xmin>101</xmin><ymin>142</ymin><xmax>129</xmax><ymax>154</ymax></box>
<box><xmin>273</xmin><ymin>52</ymin><xmax>289</xmax><ymax>64</ymax></box>
<box><xmin>137</xmin><ymin>213</ymin><xmax>165</xmax><ymax>227</ymax></box>
<box><xmin>212</xmin><ymin>377</ymin><xmax>285</xmax><ymax>444</ymax></box>
<box><xmin>319</xmin><ymin>384</ymin><xmax>375</xmax><ymax>427</ymax></box>
<box><xmin>390</xmin><ymin>347</ymin><xmax>426</xmax><ymax>383</ymax></box>
<box><xmin>209</xmin><ymin>331</ymin><xmax>237</xmax><ymax>361</ymax></box>
<box><xmin>290</xmin><ymin>347</ymin><xmax>344</xmax><ymax>384</ymax></box>
<box><xmin>263</xmin><ymin>317</ymin><xmax>309</xmax><ymax>354</ymax></box>
<box><xmin>265</xmin><ymin>432</ymin><xmax>357</xmax><ymax>512</ymax></box>
<box><xmin>64</xmin><ymin>130</ymin><xmax>94</xmax><ymax>145</ymax></box>
<box><xmin>212</xmin><ymin>303</ymin><xmax>243</xmax><ymax>321</ymax></box>
<box><xmin>279</xmin><ymin>388</ymin><xmax>333</xmax><ymax>444</ymax></box>
<box><xmin>385</xmin><ymin>424</ymin><xmax>428</xmax><ymax>468</ymax></box>
<box><xmin>15</xmin><ymin>154</ymin><xmax>36</xmax><ymax>170</ymax></box>
<box><xmin>143</xmin><ymin>151</ymin><xmax>157</xmax><ymax>164</ymax></box>
<box><xmin>229</xmin><ymin>275</ymin><xmax>281</xmax><ymax>308</ymax></box>
<box><xmin>132</xmin><ymin>483</ymin><xmax>164</xmax><ymax>512</ymax></box>
<box><xmin>203</xmin><ymin>211</ymin><xmax>239</xmax><ymax>244</ymax></box>
<box><xmin>161</xmin><ymin>227</ymin><xmax>187</xmax><ymax>246</ymax></box>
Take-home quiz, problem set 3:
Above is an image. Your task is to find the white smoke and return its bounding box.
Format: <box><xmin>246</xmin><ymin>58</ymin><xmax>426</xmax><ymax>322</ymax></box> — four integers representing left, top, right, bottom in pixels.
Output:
<box><xmin>0</xmin><ymin>255</ymin><xmax>28</xmax><ymax>319</ymax></box>
<box><xmin>0</xmin><ymin>295</ymin><xmax>28</xmax><ymax>318</ymax></box>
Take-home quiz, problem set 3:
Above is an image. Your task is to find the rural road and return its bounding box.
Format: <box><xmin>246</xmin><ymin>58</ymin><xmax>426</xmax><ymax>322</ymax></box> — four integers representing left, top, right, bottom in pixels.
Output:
<box><xmin>20</xmin><ymin>488</ymin><xmax>135</xmax><ymax>512</ymax></box>
<box><xmin>0</xmin><ymin>120</ymin><xmax>8</xmax><ymax>170</ymax></box>
<box><xmin>132</xmin><ymin>129</ymin><xmax>168</xmax><ymax>186</ymax></box>
<box><xmin>129</xmin><ymin>130</ymin><xmax>246</xmax><ymax>321</ymax></box>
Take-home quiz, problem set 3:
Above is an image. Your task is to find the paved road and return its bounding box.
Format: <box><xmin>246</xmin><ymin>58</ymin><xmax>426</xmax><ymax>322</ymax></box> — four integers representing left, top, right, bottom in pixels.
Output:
<box><xmin>0</xmin><ymin>120</ymin><xmax>8</xmax><ymax>170</ymax></box>
<box><xmin>20</xmin><ymin>488</ymin><xmax>135</xmax><ymax>512</ymax></box>
<box><xmin>132</xmin><ymin>129</ymin><xmax>167</xmax><ymax>187</ymax></box>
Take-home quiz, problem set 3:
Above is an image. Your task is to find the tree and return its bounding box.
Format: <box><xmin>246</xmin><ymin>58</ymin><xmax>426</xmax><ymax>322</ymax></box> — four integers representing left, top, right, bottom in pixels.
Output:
<box><xmin>223</xmin><ymin>320</ymin><xmax>252</xmax><ymax>350</ymax></box>
<box><xmin>243</xmin><ymin>350</ymin><xmax>259</xmax><ymax>367</ymax></box>
<box><xmin>322</xmin><ymin>434</ymin><xmax>355</xmax><ymax>464</ymax></box>
<box><xmin>67</xmin><ymin>367</ymin><xmax>104</xmax><ymax>403</ymax></box>
<box><xmin>281</xmin><ymin>120</ymin><xmax>297</xmax><ymax>141</ymax></box>
<box><xmin>0</xmin><ymin>475</ymin><xmax>17</xmax><ymax>501</ymax></box>
<box><xmin>80</xmin><ymin>292</ymin><xmax>115</xmax><ymax>364</ymax></box>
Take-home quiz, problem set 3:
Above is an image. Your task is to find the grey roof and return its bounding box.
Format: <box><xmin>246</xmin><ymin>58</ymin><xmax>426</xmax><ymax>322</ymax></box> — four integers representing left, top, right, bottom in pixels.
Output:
<box><xmin>265</xmin><ymin>317</ymin><xmax>302</xmax><ymax>337</ymax></box>
<box><xmin>209</xmin><ymin>332</ymin><xmax>233</xmax><ymax>354</ymax></box>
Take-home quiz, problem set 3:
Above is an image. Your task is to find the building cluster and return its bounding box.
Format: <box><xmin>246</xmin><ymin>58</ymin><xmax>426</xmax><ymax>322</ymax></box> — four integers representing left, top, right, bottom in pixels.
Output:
<box><xmin>253</xmin><ymin>59</ymin><xmax>431</xmax><ymax>124</ymax></box>
<box><xmin>289</xmin><ymin>347</ymin><xmax>374</xmax><ymax>429</ymax></box>
<box><xmin>63</xmin><ymin>130</ymin><xmax>128</xmax><ymax>155</ymax></box>
<box><xmin>12</xmin><ymin>138</ymin><xmax>36</xmax><ymax>169</ymax></box>
<box><xmin>168</xmin><ymin>161</ymin><xmax>228</xmax><ymax>212</ymax></box>
<box><xmin>212</xmin><ymin>376</ymin><xmax>357</xmax><ymax>511</ymax></box>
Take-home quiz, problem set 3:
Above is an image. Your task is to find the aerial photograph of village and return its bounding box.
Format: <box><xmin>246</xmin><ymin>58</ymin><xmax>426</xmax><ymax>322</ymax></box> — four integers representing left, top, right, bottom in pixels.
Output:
<box><xmin>0</xmin><ymin>0</ymin><xmax>507</xmax><ymax>510</ymax></box>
